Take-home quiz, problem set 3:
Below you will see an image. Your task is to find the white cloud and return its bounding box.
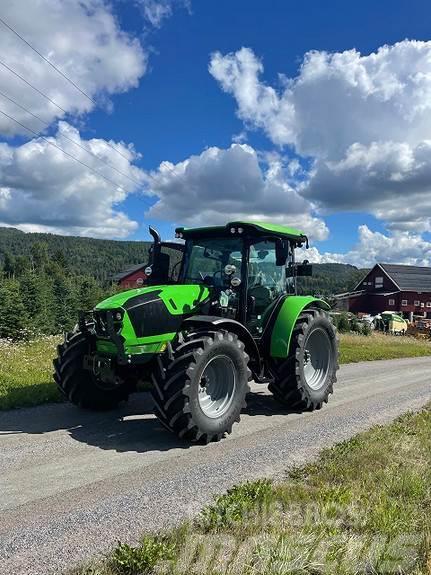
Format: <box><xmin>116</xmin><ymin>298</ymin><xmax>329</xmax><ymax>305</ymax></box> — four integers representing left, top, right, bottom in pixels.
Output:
<box><xmin>137</xmin><ymin>0</ymin><xmax>191</xmax><ymax>27</ymax></box>
<box><xmin>300</xmin><ymin>225</ymin><xmax>431</xmax><ymax>268</ymax></box>
<box><xmin>304</xmin><ymin>140</ymin><xmax>431</xmax><ymax>232</ymax></box>
<box><xmin>209</xmin><ymin>41</ymin><xmax>431</xmax><ymax>235</ymax></box>
<box><xmin>144</xmin><ymin>143</ymin><xmax>328</xmax><ymax>240</ymax></box>
<box><xmin>0</xmin><ymin>122</ymin><xmax>145</xmax><ymax>238</ymax></box>
<box><xmin>0</xmin><ymin>0</ymin><xmax>146</xmax><ymax>137</ymax></box>
<box><xmin>139</xmin><ymin>0</ymin><xmax>173</xmax><ymax>27</ymax></box>
<box><xmin>210</xmin><ymin>41</ymin><xmax>431</xmax><ymax>159</ymax></box>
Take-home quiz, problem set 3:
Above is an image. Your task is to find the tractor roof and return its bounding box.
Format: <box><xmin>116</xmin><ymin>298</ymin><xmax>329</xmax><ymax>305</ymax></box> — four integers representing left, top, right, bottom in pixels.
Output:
<box><xmin>175</xmin><ymin>221</ymin><xmax>308</xmax><ymax>245</ymax></box>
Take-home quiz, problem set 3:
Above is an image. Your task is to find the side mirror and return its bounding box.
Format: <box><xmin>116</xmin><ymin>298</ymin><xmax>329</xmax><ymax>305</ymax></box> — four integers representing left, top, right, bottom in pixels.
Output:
<box><xmin>286</xmin><ymin>261</ymin><xmax>313</xmax><ymax>277</ymax></box>
<box><xmin>275</xmin><ymin>239</ymin><xmax>289</xmax><ymax>266</ymax></box>
<box><xmin>296</xmin><ymin>261</ymin><xmax>313</xmax><ymax>277</ymax></box>
<box><xmin>147</xmin><ymin>252</ymin><xmax>170</xmax><ymax>284</ymax></box>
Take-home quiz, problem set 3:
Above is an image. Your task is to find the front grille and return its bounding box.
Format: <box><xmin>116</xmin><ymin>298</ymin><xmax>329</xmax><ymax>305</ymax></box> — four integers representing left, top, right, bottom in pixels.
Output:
<box><xmin>94</xmin><ymin>309</ymin><xmax>123</xmax><ymax>337</ymax></box>
<box><xmin>94</xmin><ymin>310</ymin><xmax>109</xmax><ymax>337</ymax></box>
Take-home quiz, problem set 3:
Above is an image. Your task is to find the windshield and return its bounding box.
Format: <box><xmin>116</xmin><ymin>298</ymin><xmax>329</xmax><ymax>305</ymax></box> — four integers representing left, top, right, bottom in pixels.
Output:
<box><xmin>180</xmin><ymin>237</ymin><xmax>243</xmax><ymax>286</ymax></box>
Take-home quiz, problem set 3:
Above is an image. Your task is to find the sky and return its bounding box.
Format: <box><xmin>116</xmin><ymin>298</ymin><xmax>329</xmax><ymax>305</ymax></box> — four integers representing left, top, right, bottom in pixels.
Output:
<box><xmin>1</xmin><ymin>0</ymin><xmax>431</xmax><ymax>267</ymax></box>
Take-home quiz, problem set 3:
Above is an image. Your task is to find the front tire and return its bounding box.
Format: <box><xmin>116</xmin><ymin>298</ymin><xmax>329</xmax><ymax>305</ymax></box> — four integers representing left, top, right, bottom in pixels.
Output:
<box><xmin>268</xmin><ymin>308</ymin><xmax>338</xmax><ymax>411</ymax></box>
<box><xmin>151</xmin><ymin>330</ymin><xmax>251</xmax><ymax>443</ymax></box>
<box><xmin>53</xmin><ymin>329</ymin><xmax>131</xmax><ymax>410</ymax></box>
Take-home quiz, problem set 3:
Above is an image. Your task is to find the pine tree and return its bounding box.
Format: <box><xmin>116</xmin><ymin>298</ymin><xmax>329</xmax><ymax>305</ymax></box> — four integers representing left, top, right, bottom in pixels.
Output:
<box><xmin>31</xmin><ymin>241</ymin><xmax>49</xmax><ymax>272</ymax></box>
<box><xmin>14</xmin><ymin>255</ymin><xmax>31</xmax><ymax>276</ymax></box>
<box><xmin>0</xmin><ymin>279</ymin><xmax>29</xmax><ymax>339</ymax></box>
<box><xmin>51</xmin><ymin>271</ymin><xmax>77</xmax><ymax>332</ymax></box>
<box><xmin>19</xmin><ymin>271</ymin><xmax>55</xmax><ymax>334</ymax></box>
<box><xmin>2</xmin><ymin>252</ymin><xmax>16</xmax><ymax>278</ymax></box>
<box><xmin>52</xmin><ymin>249</ymin><xmax>68</xmax><ymax>271</ymax></box>
<box><xmin>77</xmin><ymin>276</ymin><xmax>104</xmax><ymax>311</ymax></box>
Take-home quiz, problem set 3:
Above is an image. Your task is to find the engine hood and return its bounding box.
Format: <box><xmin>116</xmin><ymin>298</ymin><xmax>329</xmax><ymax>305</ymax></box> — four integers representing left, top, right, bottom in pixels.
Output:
<box><xmin>95</xmin><ymin>284</ymin><xmax>211</xmax><ymax>352</ymax></box>
<box><xmin>96</xmin><ymin>284</ymin><xmax>210</xmax><ymax>313</ymax></box>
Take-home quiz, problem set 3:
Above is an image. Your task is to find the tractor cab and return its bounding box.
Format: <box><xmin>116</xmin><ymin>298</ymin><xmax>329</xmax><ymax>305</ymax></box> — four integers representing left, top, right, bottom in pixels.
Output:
<box><xmin>167</xmin><ymin>221</ymin><xmax>312</xmax><ymax>336</ymax></box>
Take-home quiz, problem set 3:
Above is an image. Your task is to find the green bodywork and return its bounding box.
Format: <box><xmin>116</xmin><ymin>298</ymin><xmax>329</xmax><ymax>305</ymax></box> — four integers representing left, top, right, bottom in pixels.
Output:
<box><xmin>270</xmin><ymin>296</ymin><xmax>330</xmax><ymax>358</ymax></box>
<box><xmin>95</xmin><ymin>284</ymin><xmax>210</xmax><ymax>356</ymax></box>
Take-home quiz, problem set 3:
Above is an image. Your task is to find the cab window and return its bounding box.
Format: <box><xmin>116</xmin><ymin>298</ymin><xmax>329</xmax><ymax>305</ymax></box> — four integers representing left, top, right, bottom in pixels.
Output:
<box><xmin>247</xmin><ymin>240</ymin><xmax>286</xmax><ymax>334</ymax></box>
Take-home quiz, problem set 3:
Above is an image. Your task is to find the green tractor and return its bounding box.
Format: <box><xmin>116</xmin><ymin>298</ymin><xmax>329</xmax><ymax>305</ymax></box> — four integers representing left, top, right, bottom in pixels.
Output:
<box><xmin>54</xmin><ymin>221</ymin><xmax>338</xmax><ymax>443</ymax></box>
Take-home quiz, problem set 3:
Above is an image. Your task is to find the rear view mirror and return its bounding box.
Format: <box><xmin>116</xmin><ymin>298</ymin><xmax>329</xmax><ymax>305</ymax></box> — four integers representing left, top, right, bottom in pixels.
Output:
<box><xmin>296</xmin><ymin>263</ymin><xmax>313</xmax><ymax>277</ymax></box>
<box><xmin>286</xmin><ymin>261</ymin><xmax>313</xmax><ymax>277</ymax></box>
<box><xmin>148</xmin><ymin>252</ymin><xmax>170</xmax><ymax>284</ymax></box>
<box><xmin>275</xmin><ymin>239</ymin><xmax>289</xmax><ymax>266</ymax></box>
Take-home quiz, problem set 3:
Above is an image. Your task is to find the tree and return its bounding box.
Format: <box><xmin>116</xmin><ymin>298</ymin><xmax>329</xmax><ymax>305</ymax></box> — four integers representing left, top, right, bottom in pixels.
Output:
<box><xmin>77</xmin><ymin>276</ymin><xmax>104</xmax><ymax>310</ymax></box>
<box><xmin>52</xmin><ymin>249</ymin><xmax>68</xmax><ymax>271</ymax></box>
<box><xmin>2</xmin><ymin>252</ymin><xmax>16</xmax><ymax>278</ymax></box>
<box><xmin>31</xmin><ymin>241</ymin><xmax>49</xmax><ymax>272</ymax></box>
<box><xmin>14</xmin><ymin>255</ymin><xmax>31</xmax><ymax>276</ymax></box>
<box><xmin>0</xmin><ymin>279</ymin><xmax>29</xmax><ymax>339</ymax></box>
<box><xmin>51</xmin><ymin>271</ymin><xmax>77</xmax><ymax>332</ymax></box>
<box><xmin>19</xmin><ymin>271</ymin><xmax>55</xmax><ymax>334</ymax></box>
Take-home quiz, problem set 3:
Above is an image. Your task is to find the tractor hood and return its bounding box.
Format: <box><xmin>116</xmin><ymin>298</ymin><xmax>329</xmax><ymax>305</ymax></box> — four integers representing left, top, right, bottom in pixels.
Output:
<box><xmin>96</xmin><ymin>283</ymin><xmax>210</xmax><ymax>312</ymax></box>
<box><xmin>94</xmin><ymin>284</ymin><xmax>210</xmax><ymax>358</ymax></box>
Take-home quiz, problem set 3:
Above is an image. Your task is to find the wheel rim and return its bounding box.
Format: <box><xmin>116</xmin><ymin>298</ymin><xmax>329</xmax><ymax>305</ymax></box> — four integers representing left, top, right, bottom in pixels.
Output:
<box><xmin>198</xmin><ymin>355</ymin><xmax>237</xmax><ymax>418</ymax></box>
<box><xmin>303</xmin><ymin>327</ymin><xmax>331</xmax><ymax>390</ymax></box>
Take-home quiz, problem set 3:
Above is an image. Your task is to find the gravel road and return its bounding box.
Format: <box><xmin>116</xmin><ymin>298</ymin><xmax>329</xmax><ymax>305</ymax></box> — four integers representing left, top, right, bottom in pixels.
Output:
<box><xmin>0</xmin><ymin>356</ymin><xmax>430</xmax><ymax>575</ymax></box>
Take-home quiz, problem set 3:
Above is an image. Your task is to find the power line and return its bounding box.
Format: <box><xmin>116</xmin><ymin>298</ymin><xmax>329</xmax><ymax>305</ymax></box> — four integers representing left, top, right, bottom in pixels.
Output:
<box><xmin>0</xmin><ymin>89</ymin><xmax>144</xmax><ymax>188</ymax></box>
<box><xmin>0</xmin><ymin>106</ymin><xmax>159</xmax><ymax>208</ymax></box>
<box><xmin>0</xmin><ymin>57</ymin><xmax>69</xmax><ymax>114</ymax></box>
<box><xmin>0</xmin><ymin>25</ymin><xmax>180</xmax><ymax>184</ymax></box>
<box><xmin>0</xmin><ymin>57</ymin><xmax>133</xmax><ymax>163</ymax></box>
<box><xmin>0</xmin><ymin>15</ymin><xmax>97</xmax><ymax>107</ymax></box>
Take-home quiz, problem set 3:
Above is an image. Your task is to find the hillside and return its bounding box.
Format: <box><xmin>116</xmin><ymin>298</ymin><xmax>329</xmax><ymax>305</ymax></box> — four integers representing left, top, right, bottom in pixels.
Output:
<box><xmin>296</xmin><ymin>262</ymin><xmax>364</xmax><ymax>296</ymax></box>
<box><xmin>0</xmin><ymin>227</ymin><xmax>152</xmax><ymax>281</ymax></box>
<box><xmin>0</xmin><ymin>227</ymin><xmax>363</xmax><ymax>293</ymax></box>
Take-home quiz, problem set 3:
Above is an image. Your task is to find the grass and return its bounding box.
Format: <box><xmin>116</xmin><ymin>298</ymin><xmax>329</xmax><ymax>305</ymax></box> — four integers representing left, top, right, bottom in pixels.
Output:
<box><xmin>1</xmin><ymin>331</ymin><xmax>430</xmax><ymax>411</ymax></box>
<box><xmin>0</xmin><ymin>335</ymin><xmax>62</xmax><ymax>410</ymax></box>
<box><xmin>72</xmin><ymin>404</ymin><xmax>431</xmax><ymax>575</ymax></box>
<box><xmin>339</xmin><ymin>332</ymin><xmax>431</xmax><ymax>363</ymax></box>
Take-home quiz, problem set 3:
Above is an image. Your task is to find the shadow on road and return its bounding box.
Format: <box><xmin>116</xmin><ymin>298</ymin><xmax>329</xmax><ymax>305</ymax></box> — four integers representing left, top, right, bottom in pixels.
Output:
<box><xmin>0</xmin><ymin>390</ymin><xmax>299</xmax><ymax>454</ymax></box>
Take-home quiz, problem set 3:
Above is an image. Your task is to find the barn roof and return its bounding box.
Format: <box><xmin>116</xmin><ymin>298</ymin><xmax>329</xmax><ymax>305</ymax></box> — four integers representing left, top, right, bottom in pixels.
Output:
<box><xmin>112</xmin><ymin>263</ymin><xmax>145</xmax><ymax>282</ymax></box>
<box><xmin>379</xmin><ymin>263</ymin><xmax>431</xmax><ymax>292</ymax></box>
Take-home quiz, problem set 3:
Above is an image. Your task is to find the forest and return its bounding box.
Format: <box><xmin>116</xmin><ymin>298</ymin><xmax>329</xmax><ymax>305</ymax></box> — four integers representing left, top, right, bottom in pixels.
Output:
<box><xmin>0</xmin><ymin>227</ymin><xmax>364</xmax><ymax>340</ymax></box>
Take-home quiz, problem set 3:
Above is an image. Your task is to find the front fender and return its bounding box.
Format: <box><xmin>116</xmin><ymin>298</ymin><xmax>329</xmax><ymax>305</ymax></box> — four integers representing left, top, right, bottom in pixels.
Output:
<box><xmin>270</xmin><ymin>296</ymin><xmax>330</xmax><ymax>358</ymax></box>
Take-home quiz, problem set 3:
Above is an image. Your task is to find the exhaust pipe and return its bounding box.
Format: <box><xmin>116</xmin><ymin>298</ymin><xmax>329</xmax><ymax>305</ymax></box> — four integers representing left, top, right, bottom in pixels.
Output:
<box><xmin>149</xmin><ymin>226</ymin><xmax>161</xmax><ymax>265</ymax></box>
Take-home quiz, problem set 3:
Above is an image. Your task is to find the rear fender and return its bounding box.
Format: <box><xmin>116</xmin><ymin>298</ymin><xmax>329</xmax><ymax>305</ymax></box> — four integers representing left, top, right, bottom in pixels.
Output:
<box><xmin>182</xmin><ymin>315</ymin><xmax>261</xmax><ymax>374</ymax></box>
<box><xmin>270</xmin><ymin>297</ymin><xmax>330</xmax><ymax>358</ymax></box>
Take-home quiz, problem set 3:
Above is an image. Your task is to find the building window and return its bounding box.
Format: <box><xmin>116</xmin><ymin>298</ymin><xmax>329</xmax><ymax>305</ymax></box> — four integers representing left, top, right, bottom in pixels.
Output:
<box><xmin>388</xmin><ymin>298</ymin><xmax>395</xmax><ymax>306</ymax></box>
<box><xmin>375</xmin><ymin>276</ymin><xmax>383</xmax><ymax>288</ymax></box>
<box><xmin>426</xmin><ymin>302</ymin><xmax>431</xmax><ymax>308</ymax></box>
<box><xmin>421</xmin><ymin>302</ymin><xmax>425</xmax><ymax>308</ymax></box>
<box><xmin>401</xmin><ymin>299</ymin><xmax>408</xmax><ymax>306</ymax></box>
<box><xmin>414</xmin><ymin>300</ymin><xmax>420</xmax><ymax>306</ymax></box>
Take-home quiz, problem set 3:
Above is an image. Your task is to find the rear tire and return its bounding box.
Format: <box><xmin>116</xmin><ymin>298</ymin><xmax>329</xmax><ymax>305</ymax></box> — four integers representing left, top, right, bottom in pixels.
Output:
<box><xmin>268</xmin><ymin>308</ymin><xmax>338</xmax><ymax>411</ymax></box>
<box><xmin>151</xmin><ymin>330</ymin><xmax>251</xmax><ymax>443</ymax></box>
<box><xmin>53</xmin><ymin>329</ymin><xmax>130</xmax><ymax>410</ymax></box>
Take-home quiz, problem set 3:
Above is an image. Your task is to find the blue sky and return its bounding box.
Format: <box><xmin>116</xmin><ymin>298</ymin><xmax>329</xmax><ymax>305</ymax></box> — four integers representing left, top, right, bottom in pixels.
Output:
<box><xmin>1</xmin><ymin>0</ymin><xmax>431</xmax><ymax>266</ymax></box>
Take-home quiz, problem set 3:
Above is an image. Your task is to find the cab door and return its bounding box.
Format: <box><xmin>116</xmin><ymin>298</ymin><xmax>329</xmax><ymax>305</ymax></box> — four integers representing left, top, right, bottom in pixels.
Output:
<box><xmin>246</xmin><ymin>239</ymin><xmax>287</xmax><ymax>336</ymax></box>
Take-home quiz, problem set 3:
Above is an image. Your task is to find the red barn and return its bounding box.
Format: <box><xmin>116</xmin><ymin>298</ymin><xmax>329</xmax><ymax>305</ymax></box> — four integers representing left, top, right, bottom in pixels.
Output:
<box><xmin>113</xmin><ymin>263</ymin><xmax>148</xmax><ymax>290</ymax></box>
<box><xmin>341</xmin><ymin>263</ymin><xmax>431</xmax><ymax>320</ymax></box>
